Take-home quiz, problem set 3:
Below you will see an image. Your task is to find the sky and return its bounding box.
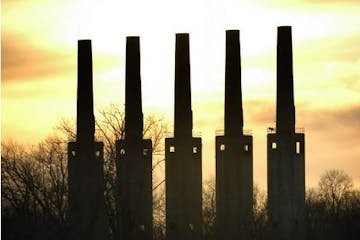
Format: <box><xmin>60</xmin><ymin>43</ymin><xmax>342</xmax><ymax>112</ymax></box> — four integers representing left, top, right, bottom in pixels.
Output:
<box><xmin>2</xmin><ymin>0</ymin><xmax>360</xmax><ymax>190</ymax></box>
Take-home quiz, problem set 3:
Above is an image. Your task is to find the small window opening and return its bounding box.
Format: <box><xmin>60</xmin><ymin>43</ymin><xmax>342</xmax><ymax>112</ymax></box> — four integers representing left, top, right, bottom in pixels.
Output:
<box><xmin>272</xmin><ymin>142</ymin><xmax>277</xmax><ymax>149</ymax></box>
<box><xmin>95</xmin><ymin>150</ymin><xmax>100</xmax><ymax>157</ymax></box>
<box><xmin>193</xmin><ymin>147</ymin><xmax>198</xmax><ymax>154</ymax></box>
<box><xmin>244</xmin><ymin>144</ymin><xmax>249</xmax><ymax>152</ymax></box>
<box><xmin>296</xmin><ymin>142</ymin><xmax>300</xmax><ymax>154</ymax></box>
<box><xmin>170</xmin><ymin>146</ymin><xmax>175</xmax><ymax>153</ymax></box>
<box><xmin>189</xmin><ymin>223</ymin><xmax>194</xmax><ymax>231</ymax></box>
<box><xmin>143</xmin><ymin>148</ymin><xmax>149</xmax><ymax>156</ymax></box>
<box><xmin>120</xmin><ymin>148</ymin><xmax>126</xmax><ymax>155</ymax></box>
<box><xmin>220</xmin><ymin>144</ymin><xmax>225</xmax><ymax>151</ymax></box>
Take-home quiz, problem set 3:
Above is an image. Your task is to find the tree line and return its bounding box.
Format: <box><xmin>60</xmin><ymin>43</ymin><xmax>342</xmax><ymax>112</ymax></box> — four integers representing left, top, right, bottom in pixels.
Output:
<box><xmin>2</xmin><ymin>104</ymin><xmax>360</xmax><ymax>240</ymax></box>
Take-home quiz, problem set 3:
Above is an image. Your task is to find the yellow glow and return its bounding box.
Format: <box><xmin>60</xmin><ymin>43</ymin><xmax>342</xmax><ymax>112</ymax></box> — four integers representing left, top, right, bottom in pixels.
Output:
<box><xmin>2</xmin><ymin>0</ymin><xmax>360</xmax><ymax>188</ymax></box>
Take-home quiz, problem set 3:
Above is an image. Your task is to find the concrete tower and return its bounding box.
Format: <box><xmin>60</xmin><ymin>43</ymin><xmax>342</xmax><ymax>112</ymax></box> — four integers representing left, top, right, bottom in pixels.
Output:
<box><xmin>165</xmin><ymin>33</ymin><xmax>202</xmax><ymax>240</ymax></box>
<box><xmin>267</xmin><ymin>26</ymin><xmax>305</xmax><ymax>240</ymax></box>
<box><xmin>68</xmin><ymin>40</ymin><xmax>106</xmax><ymax>240</ymax></box>
<box><xmin>216</xmin><ymin>30</ymin><xmax>253</xmax><ymax>240</ymax></box>
<box><xmin>116</xmin><ymin>36</ymin><xmax>153</xmax><ymax>240</ymax></box>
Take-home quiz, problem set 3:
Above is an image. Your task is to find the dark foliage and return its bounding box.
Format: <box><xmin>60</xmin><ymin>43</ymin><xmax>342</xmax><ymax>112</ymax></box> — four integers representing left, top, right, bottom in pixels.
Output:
<box><xmin>2</xmin><ymin>105</ymin><xmax>168</xmax><ymax>240</ymax></box>
<box><xmin>2</xmin><ymin>107</ymin><xmax>360</xmax><ymax>239</ymax></box>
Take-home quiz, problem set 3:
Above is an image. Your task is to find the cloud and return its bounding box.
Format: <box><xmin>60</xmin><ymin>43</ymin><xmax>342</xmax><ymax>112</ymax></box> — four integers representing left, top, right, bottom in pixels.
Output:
<box><xmin>300</xmin><ymin>104</ymin><xmax>360</xmax><ymax>186</ymax></box>
<box><xmin>295</xmin><ymin>33</ymin><xmax>360</xmax><ymax>65</ymax></box>
<box><xmin>1</xmin><ymin>33</ymin><xmax>125</xmax><ymax>83</ymax></box>
<box><xmin>1</xmin><ymin>33</ymin><xmax>75</xmax><ymax>82</ymax></box>
<box><xmin>244</xmin><ymin>99</ymin><xmax>275</xmax><ymax>126</ymax></box>
<box><xmin>248</xmin><ymin>96</ymin><xmax>360</xmax><ymax>132</ymax></box>
<box><xmin>245</xmin><ymin>32</ymin><xmax>360</xmax><ymax>70</ymax></box>
<box><xmin>300</xmin><ymin>104</ymin><xmax>360</xmax><ymax>133</ymax></box>
<box><xmin>191</xmin><ymin>98</ymin><xmax>360</xmax><ymax>188</ymax></box>
<box><xmin>244</xmin><ymin>99</ymin><xmax>360</xmax><ymax>187</ymax></box>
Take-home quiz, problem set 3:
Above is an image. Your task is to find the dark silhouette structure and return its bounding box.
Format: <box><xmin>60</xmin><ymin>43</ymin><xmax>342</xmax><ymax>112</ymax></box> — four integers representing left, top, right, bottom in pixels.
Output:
<box><xmin>115</xmin><ymin>37</ymin><xmax>153</xmax><ymax>240</ymax></box>
<box><xmin>68</xmin><ymin>40</ymin><xmax>106</xmax><ymax>240</ymax></box>
<box><xmin>267</xmin><ymin>26</ymin><xmax>305</xmax><ymax>240</ymax></box>
<box><xmin>165</xmin><ymin>33</ymin><xmax>202</xmax><ymax>240</ymax></box>
<box><xmin>215</xmin><ymin>30</ymin><xmax>253</xmax><ymax>240</ymax></box>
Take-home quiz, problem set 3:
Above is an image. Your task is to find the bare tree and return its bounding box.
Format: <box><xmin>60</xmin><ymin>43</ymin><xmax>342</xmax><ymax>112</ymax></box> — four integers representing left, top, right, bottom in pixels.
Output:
<box><xmin>318</xmin><ymin>169</ymin><xmax>353</xmax><ymax>214</ymax></box>
<box><xmin>153</xmin><ymin>185</ymin><xmax>166</xmax><ymax>240</ymax></box>
<box><xmin>57</xmin><ymin>104</ymin><xmax>168</xmax><ymax>238</ymax></box>
<box><xmin>2</xmin><ymin>137</ymin><xmax>69</xmax><ymax>239</ymax></box>
<box><xmin>201</xmin><ymin>178</ymin><xmax>268</xmax><ymax>240</ymax></box>
<box><xmin>2</xmin><ymin>104</ymin><xmax>169</xmax><ymax>240</ymax></box>
<box><xmin>202</xmin><ymin>177</ymin><xmax>216</xmax><ymax>240</ymax></box>
<box><xmin>304</xmin><ymin>169</ymin><xmax>360</xmax><ymax>240</ymax></box>
<box><xmin>252</xmin><ymin>184</ymin><xmax>267</xmax><ymax>240</ymax></box>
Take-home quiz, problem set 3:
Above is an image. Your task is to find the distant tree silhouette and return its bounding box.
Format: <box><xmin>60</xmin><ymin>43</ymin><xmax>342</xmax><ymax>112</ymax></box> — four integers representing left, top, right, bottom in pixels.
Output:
<box><xmin>2</xmin><ymin>137</ymin><xmax>68</xmax><ymax>240</ymax></box>
<box><xmin>318</xmin><ymin>169</ymin><xmax>353</xmax><ymax>215</ymax></box>
<box><xmin>153</xmin><ymin>186</ymin><xmax>166</xmax><ymax>240</ymax></box>
<box><xmin>199</xmin><ymin>171</ymin><xmax>359</xmax><ymax>240</ymax></box>
<box><xmin>1</xmin><ymin>104</ymin><xmax>168</xmax><ymax>240</ymax></box>
<box><xmin>202</xmin><ymin>178</ymin><xmax>216</xmax><ymax>240</ymax></box>
<box><xmin>201</xmin><ymin>177</ymin><xmax>267</xmax><ymax>240</ymax></box>
<box><xmin>57</xmin><ymin>103</ymin><xmax>168</xmax><ymax>240</ymax></box>
<box><xmin>252</xmin><ymin>184</ymin><xmax>267</xmax><ymax>240</ymax></box>
<box><xmin>2</xmin><ymin>115</ymin><xmax>360</xmax><ymax>240</ymax></box>
<box><xmin>306</xmin><ymin>169</ymin><xmax>360</xmax><ymax>240</ymax></box>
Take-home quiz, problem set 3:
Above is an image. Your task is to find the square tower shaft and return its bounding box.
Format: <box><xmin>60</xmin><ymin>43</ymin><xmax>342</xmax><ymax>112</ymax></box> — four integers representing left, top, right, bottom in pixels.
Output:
<box><xmin>267</xmin><ymin>133</ymin><xmax>305</xmax><ymax>240</ymax></box>
<box><xmin>267</xmin><ymin>26</ymin><xmax>305</xmax><ymax>240</ymax></box>
<box><xmin>115</xmin><ymin>36</ymin><xmax>153</xmax><ymax>240</ymax></box>
<box><xmin>216</xmin><ymin>135</ymin><xmax>253</xmax><ymax>239</ymax></box>
<box><xmin>116</xmin><ymin>139</ymin><xmax>153</xmax><ymax>240</ymax></box>
<box><xmin>67</xmin><ymin>40</ymin><xmax>106</xmax><ymax>240</ymax></box>
<box><xmin>216</xmin><ymin>30</ymin><xmax>253</xmax><ymax>240</ymax></box>
<box><xmin>165</xmin><ymin>33</ymin><xmax>202</xmax><ymax>240</ymax></box>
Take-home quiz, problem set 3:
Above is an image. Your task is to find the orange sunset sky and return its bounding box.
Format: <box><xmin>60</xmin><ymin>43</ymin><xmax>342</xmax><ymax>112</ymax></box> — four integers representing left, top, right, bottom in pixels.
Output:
<box><xmin>2</xmin><ymin>0</ymin><xmax>360</xmax><ymax>189</ymax></box>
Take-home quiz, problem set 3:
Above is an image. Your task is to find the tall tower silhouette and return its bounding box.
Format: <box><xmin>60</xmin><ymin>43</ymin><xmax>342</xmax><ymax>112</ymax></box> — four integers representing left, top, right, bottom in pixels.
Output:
<box><xmin>165</xmin><ymin>33</ymin><xmax>202</xmax><ymax>240</ymax></box>
<box><xmin>215</xmin><ymin>30</ymin><xmax>253</xmax><ymax>240</ymax></box>
<box><xmin>115</xmin><ymin>36</ymin><xmax>153</xmax><ymax>240</ymax></box>
<box><xmin>267</xmin><ymin>26</ymin><xmax>305</xmax><ymax>240</ymax></box>
<box><xmin>68</xmin><ymin>40</ymin><xmax>106</xmax><ymax>240</ymax></box>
